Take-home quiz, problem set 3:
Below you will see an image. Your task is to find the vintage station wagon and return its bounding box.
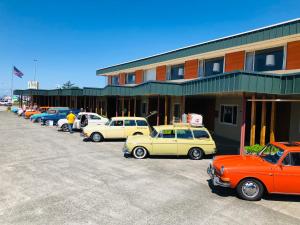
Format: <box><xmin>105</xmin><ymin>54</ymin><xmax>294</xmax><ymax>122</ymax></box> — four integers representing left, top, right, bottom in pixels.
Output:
<box><xmin>123</xmin><ymin>124</ymin><xmax>216</xmax><ymax>159</ymax></box>
<box><xmin>81</xmin><ymin>117</ymin><xmax>151</xmax><ymax>142</ymax></box>
<box><xmin>208</xmin><ymin>142</ymin><xmax>300</xmax><ymax>201</ymax></box>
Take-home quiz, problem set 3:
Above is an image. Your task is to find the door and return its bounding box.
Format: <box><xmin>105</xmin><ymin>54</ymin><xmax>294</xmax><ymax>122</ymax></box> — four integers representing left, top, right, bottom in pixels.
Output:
<box><xmin>274</xmin><ymin>152</ymin><xmax>300</xmax><ymax>194</ymax></box>
<box><xmin>89</xmin><ymin>114</ymin><xmax>104</xmax><ymax>126</ymax></box>
<box><xmin>108</xmin><ymin>119</ymin><xmax>125</xmax><ymax>138</ymax></box>
<box><xmin>152</xmin><ymin>129</ymin><xmax>177</xmax><ymax>155</ymax></box>
<box><xmin>176</xmin><ymin>129</ymin><xmax>194</xmax><ymax>155</ymax></box>
<box><xmin>73</xmin><ymin>114</ymin><xmax>82</xmax><ymax>129</ymax></box>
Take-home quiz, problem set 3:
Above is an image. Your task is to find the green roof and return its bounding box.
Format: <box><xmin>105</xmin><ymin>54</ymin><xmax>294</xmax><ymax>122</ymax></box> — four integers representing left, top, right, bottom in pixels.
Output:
<box><xmin>96</xmin><ymin>19</ymin><xmax>300</xmax><ymax>75</ymax></box>
<box><xmin>14</xmin><ymin>72</ymin><xmax>300</xmax><ymax>96</ymax></box>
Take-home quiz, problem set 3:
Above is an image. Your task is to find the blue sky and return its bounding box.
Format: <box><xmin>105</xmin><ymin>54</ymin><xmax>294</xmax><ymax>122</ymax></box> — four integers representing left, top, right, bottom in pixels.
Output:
<box><xmin>0</xmin><ymin>0</ymin><xmax>299</xmax><ymax>95</ymax></box>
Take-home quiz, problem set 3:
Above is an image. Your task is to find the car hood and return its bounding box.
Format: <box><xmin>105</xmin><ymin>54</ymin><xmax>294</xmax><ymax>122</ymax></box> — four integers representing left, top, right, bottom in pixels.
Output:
<box><xmin>213</xmin><ymin>155</ymin><xmax>270</xmax><ymax>171</ymax></box>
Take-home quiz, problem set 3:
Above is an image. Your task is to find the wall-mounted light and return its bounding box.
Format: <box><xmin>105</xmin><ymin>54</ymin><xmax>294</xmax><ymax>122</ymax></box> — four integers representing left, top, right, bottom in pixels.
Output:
<box><xmin>213</xmin><ymin>63</ymin><xmax>220</xmax><ymax>72</ymax></box>
<box><xmin>266</xmin><ymin>54</ymin><xmax>275</xmax><ymax>66</ymax></box>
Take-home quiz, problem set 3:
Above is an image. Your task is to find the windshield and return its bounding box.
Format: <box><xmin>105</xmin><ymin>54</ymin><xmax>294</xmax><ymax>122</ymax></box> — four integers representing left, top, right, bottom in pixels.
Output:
<box><xmin>258</xmin><ymin>144</ymin><xmax>284</xmax><ymax>164</ymax></box>
<box><xmin>150</xmin><ymin>129</ymin><xmax>158</xmax><ymax>138</ymax></box>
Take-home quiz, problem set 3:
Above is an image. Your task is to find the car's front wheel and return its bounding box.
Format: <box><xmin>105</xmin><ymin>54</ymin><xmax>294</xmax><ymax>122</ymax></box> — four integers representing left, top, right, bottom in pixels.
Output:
<box><xmin>188</xmin><ymin>148</ymin><xmax>204</xmax><ymax>160</ymax></box>
<box><xmin>61</xmin><ymin>124</ymin><xmax>69</xmax><ymax>132</ymax></box>
<box><xmin>237</xmin><ymin>178</ymin><xmax>264</xmax><ymax>201</ymax></box>
<box><xmin>133</xmin><ymin>146</ymin><xmax>147</xmax><ymax>159</ymax></box>
<box><xmin>91</xmin><ymin>132</ymin><xmax>103</xmax><ymax>142</ymax></box>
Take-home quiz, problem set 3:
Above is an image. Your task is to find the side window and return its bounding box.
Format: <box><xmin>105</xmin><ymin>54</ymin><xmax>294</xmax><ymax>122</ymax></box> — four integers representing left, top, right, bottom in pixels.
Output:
<box><xmin>89</xmin><ymin>115</ymin><xmax>101</xmax><ymax>120</ymax></box>
<box><xmin>158</xmin><ymin>130</ymin><xmax>175</xmax><ymax>138</ymax></box>
<box><xmin>124</xmin><ymin>120</ymin><xmax>136</xmax><ymax>126</ymax></box>
<box><xmin>290</xmin><ymin>153</ymin><xmax>300</xmax><ymax>166</ymax></box>
<box><xmin>77</xmin><ymin>115</ymin><xmax>82</xmax><ymax>120</ymax></box>
<box><xmin>193</xmin><ymin>130</ymin><xmax>210</xmax><ymax>139</ymax></box>
<box><xmin>110</xmin><ymin>120</ymin><xmax>123</xmax><ymax>126</ymax></box>
<box><xmin>136</xmin><ymin>120</ymin><xmax>148</xmax><ymax>126</ymax></box>
<box><xmin>282</xmin><ymin>153</ymin><xmax>290</xmax><ymax>166</ymax></box>
<box><xmin>177</xmin><ymin>129</ymin><xmax>193</xmax><ymax>139</ymax></box>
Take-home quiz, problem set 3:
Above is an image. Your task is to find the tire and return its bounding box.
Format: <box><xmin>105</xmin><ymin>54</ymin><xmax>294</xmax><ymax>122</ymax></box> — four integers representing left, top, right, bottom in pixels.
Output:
<box><xmin>236</xmin><ymin>178</ymin><xmax>264</xmax><ymax>201</ymax></box>
<box><xmin>188</xmin><ymin>148</ymin><xmax>204</xmax><ymax>160</ymax></box>
<box><xmin>133</xmin><ymin>132</ymin><xmax>143</xmax><ymax>136</ymax></box>
<box><xmin>62</xmin><ymin>124</ymin><xmax>69</xmax><ymax>132</ymax></box>
<box><xmin>36</xmin><ymin>118</ymin><xmax>41</xmax><ymax>123</ymax></box>
<box><xmin>91</xmin><ymin>132</ymin><xmax>103</xmax><ymax>142</ymax></box>
<box><xmin>133</xmin><ymin>146</ymin><xmax>147</xmax><ymax>159</ymax></box>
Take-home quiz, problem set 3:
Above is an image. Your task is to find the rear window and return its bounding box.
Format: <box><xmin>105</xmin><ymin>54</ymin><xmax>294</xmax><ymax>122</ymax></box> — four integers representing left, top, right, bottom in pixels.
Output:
<box><xmin>193</xmin><ymin>130</ymin><xmax>210</xmax><ymax>139</ymax></box>
<box><xmin>136</xmin><ymin>120</ymin><xmax>148</xmax><ymax>126</ymax></box>
<box><xmin>176</xmin><ymin>129</ymin><xmax>193</xmax><ymax>139</ymax></box>
<box><xmin>124</xmin><ymin>120</ymin><xmax>136</xmax><ymax>126</ymax></box>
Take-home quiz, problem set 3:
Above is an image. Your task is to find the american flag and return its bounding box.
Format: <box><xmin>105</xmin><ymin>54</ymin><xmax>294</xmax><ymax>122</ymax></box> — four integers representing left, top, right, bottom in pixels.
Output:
<box><xmin>13</xmin><ymin>66</ymin><xmax>24</xmax><ymax>78</ymax></box>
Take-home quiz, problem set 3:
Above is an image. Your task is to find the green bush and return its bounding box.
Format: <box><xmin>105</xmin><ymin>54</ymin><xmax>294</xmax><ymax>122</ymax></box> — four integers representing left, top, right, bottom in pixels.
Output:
<box><xmin>245</xmin><ymin>144</ymin><xmax>264</xmax><ymax>154</ymax></box>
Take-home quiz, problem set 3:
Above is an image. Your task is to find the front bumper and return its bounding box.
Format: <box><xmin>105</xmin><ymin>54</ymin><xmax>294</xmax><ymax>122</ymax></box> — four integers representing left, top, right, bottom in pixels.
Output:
<box><xmin>207</xmin><ymin>164</ymin><xmax>231</xmax><ymax>188</ymax></box>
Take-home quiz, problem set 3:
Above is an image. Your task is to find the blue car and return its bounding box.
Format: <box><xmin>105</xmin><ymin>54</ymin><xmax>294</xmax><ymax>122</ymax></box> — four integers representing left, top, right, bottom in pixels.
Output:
<box><xmin>30</xmin><ymin>107</ymin><xmax>69</xmax><ymax>122</ymax></box>
<box><xmin>41</xmin><ymin>109</ymin><xmax>80</xmax><ymax>125</ymax></box>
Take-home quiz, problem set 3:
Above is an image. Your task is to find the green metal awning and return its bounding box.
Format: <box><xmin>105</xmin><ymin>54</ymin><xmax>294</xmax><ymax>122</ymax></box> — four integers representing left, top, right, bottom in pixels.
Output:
<box><xmin>14</xmin><ymin>72</ymin><xmax>300</xmax><ymax>97</ymax></box>
<box><xmin>97</xmin><ymin>19</ymin><xmax>300</xmax><ymax>75</ymax></box>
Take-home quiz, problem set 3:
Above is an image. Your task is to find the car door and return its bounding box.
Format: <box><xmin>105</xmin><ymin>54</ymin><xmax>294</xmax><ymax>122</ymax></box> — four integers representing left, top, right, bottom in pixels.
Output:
<box><xmin>152</xmin><ymin>129</ymin><xmax>177</xmax><ymax>155</ymax></box>
<box><xmin>192</xmin><ymin>129</ymin><xmax>215</xmax><ymax>154</ymax></box>
<box><xmin>73</xmin><ymin>114</ymin><xmax>82</xmax><ymax>129</ymax></box>
<box><xmin>107</xmin><ymin>119</ymin><xmax>125</xmax><ymax>138</ymax></box>
<box><xmin>176</xmin><ymin>129</ymin><xmax>194</xmax><ymax>155</ymax></box>
<box><xmin>274</xmin><ymin>152</ymin><xmax>300</xmax><ymax>194</ymax></box>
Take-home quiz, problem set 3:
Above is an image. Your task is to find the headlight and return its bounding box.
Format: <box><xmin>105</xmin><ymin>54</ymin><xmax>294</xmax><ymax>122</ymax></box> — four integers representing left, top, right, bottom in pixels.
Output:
<box><xmin>220</xmin><ymin>166</ymin><xmax>225</xmax><ymax>175</ymax></box>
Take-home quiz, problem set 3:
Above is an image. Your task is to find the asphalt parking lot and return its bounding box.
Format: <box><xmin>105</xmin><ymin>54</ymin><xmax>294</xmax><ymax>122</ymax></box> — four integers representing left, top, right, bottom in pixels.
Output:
<box><xmin>1</xmin><ymin>108</ymin><xmax>300</xmax><ymax>225</ymax></box>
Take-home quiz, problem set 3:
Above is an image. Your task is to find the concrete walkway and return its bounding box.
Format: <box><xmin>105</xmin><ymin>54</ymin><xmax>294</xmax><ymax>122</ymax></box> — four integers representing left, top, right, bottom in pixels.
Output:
<box><xmin>1</xmin><ymin>111</ymin><xmax>300</xmax><ymax>225</ymax></box>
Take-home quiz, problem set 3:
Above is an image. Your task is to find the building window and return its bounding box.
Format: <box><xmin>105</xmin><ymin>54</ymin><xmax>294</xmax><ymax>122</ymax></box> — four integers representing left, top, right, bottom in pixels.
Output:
<box><xmin>111</xmin><ymin>76</ymin><xmax>119</xmax><ymax>85</ymax></box>
<box><xmin>126</xmin><ymin>73</ymin><xmax>136</xmax><ymax>84</ymax></box>
<box><xmin>167</xmin><ymin>64</ymin><xmax>184</xmax><ymax>80</ymax></box>
<box><xmin>198</xmin><ymin>60</ymin><xmax>204</xmax><ymax>77</ymax></box>
<box><xmin>245</xmin><ymin>52</ymin><xmax>255</xmax><ymax>71</ymax></box>
<box><xmin>143</xmin><ymin>68</ymin><xmax>156</xmax><ymax>82</ymax></box>
<box><xmin>254</xmin><ymin>47</ymin><xmax>284</xmax><ymax>71</ymax></box>
<box><xmin>220</xmin><ymin>105</ymin><xmax>237</xmax><ymax>125</ymax></box>
<box><xmin>204</xmin><ymin>57</ymin><xmax>224</xmax><ymax>76</ymax></box>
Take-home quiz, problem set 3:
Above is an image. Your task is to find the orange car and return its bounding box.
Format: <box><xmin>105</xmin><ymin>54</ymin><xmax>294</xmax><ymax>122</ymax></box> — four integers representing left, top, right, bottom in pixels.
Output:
<box><xmin>208</xmin><ymin>142</ymin><xmax>300</xmax><ymax>201</ymax></box>
<box><xmin>24</xmin><ymin>106</ymin><xmax>50</xmax><ymax>119</ymax></box>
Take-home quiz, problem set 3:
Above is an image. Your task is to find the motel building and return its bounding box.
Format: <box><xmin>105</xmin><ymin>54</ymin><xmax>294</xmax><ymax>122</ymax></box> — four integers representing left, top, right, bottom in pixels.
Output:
<box><xmin>14</xmin><ymin>19</ymin><xmax>300</xmax><ymax>149</ymax></box>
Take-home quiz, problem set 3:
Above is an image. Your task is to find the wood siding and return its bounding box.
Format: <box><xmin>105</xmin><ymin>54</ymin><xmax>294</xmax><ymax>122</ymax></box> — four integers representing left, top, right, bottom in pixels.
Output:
<box><xmin>184</xmin><ymin>59</ymin><xmax>199</xmax><ymax>79</ymax></box>
<box><xmin>286</xmin><ymin>41</ymin><xmax>300</xmax><ymax>70</ymax></box>
<box><xmin>156</xmin><ymin>65</ymin><xmax>167</xmax><ymax>81</ymax></box>
<box><xmin>225</xmin><ymin>51</ymin><xmax>245</xmax><ymax>72</ymax></box>
<box><xmin>135</xmin><ymin>70</ymin><xmax>143</xmax><ymax>84</ymax></box>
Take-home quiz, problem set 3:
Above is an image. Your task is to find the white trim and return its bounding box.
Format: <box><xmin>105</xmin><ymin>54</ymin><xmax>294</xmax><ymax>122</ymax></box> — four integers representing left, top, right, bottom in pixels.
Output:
<box><xmin>97</xmin><ymin>18</ymin><xmax>300</xmax><ymax>72</ymax></box>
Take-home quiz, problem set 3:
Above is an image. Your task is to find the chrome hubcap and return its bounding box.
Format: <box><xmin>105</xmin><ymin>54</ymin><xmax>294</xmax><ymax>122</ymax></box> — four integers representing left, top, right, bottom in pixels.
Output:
<box><xmin>93</xmin><ymin>134</ymin><xmax>101</xmax><ymax>141</ymax></box>
<box><xmin>193</xmin><ymin>150</ymin><xmax>200</xmax><ymax>157</ymax></box>
<box><xmin>136</xmin><ymin>148</ymin><xmax>145</xmax><ymax>157</ymax></box>
<box><xmin>242</xmin><ymin>181</ymin><xmax>259</xmax><ymax>198</ymax></box>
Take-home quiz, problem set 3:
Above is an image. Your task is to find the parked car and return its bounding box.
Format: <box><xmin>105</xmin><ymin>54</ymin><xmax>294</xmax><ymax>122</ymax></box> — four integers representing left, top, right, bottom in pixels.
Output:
<box><xmin>30</xmin><ymin>107</ymin><xmax>69</xmax><ymax>122</ymax></box>
<box><xmin>11</xmin><ymin>107</ymin><xmax>19</xmax><ymax>113</ymax></box>
<box><xmin>41</xmin><ymin>109</ymin><xmax>80</xmax><ymax>125</ymax></box>
<box><xmin>123</xmin><ymin>123</ymin><xmax>216</xmax><ymax>159</ymax></box>
<box><xmin>81</xmin><ymin>117</ymin><xmax>150</xmax><ymax>142</ymax></box>
<box><xmin>207</xmin><ymin>142</ymin><xmax>300</xmax><ymax>201</ymax></box>
<box><xmin>57</xmin><ymin>112</ymin><xmax>109</xmax><ymax>132</ymax></box>
<box><xmin>24</xmin><ymin>107</ymin><xmax>50</xmax><ymax>119</ymax></box>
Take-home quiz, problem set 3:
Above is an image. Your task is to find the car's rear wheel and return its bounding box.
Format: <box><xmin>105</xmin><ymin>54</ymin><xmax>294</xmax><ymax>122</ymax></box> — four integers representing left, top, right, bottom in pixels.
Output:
<box><xmin>62</xmin><ymin>124</ymin><xmax>69</xmax><ymax>132</ymax></box>
<box><xmin>237</xmin><ymin>178</ymin><xmax>264</xmax><ymax>201</ymax></box>
<box><xmin>133</xmin><ymin>146</ymin><xmax>147</xmax><ymax>159</ymax></box>
<box><xmin>188</xmin><ymin>148</ymin><xmax>204</xmax><ymax>160</ymax></box>
<box><xmin>91</xmin><ymin>132</ymin><xmax>103</xmax><ymax>142</ymax></box>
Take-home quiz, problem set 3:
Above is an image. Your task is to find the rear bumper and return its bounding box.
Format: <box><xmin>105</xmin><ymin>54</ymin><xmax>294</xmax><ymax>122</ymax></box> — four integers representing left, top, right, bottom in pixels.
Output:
<box><xmin>207</xmin><ymin>164</ymin><xmax>231</xmax><ymax>188</ymax></box>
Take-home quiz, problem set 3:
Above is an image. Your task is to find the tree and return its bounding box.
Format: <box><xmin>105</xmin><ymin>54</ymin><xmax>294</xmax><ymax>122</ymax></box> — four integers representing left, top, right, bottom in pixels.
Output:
<box><xmin>61</xmin><ymin>81</ymin><xmax>79</xmax><ymax>89</ymax></box>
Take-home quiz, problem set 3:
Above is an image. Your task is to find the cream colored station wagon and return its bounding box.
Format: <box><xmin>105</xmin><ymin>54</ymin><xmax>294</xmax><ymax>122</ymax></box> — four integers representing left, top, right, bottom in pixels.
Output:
<box><xmin>123</xmin><ymin>124</ymin><xmax>216</xmax><ymax>159</ymax></box>
<box><xmin>82</xmin><ymin>117</ymin><xmax>150</xmax><ymax>142</ymax></box>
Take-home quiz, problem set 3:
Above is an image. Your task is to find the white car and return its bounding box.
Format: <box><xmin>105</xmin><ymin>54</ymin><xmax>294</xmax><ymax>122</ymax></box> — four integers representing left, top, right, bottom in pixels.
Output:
<box><xmin>57</xmin><ymin>112</ymin><xmax>109</xmax><ymax>132</ymax></box>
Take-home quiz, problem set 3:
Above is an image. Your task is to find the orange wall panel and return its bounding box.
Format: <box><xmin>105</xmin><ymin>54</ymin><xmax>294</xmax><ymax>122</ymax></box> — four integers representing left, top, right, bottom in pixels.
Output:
<box><xmin>286</xmin><ymin>41</ymin><xmax>300</xmax><ymax>70</ymax></box>
<box><xmin>225</xmin><ymin>51</ymin><xmax>245</xmax><ymax>72</ymax></box>
<box><xmin>184</xmin><ymin>59</ymin><xmax>199</xmax><ymax>79</ymax></box>
<box><xmin>119</xmin><ymin>73</ymin><xmax>126</xmax><ymax>85</ymax></box>
<box><xmin>156</xmin><ymin>65</ymin><xmax>167</xmax><ymax>81</ymax></box>
<box><xmin>135</xmin><ymin>70</ymin><xmax>143</xmax><ymax>84</ymax></box>
<box><xmin>107</xmin><ymin>76</ymin><xmax>112</xmax><ymax>85</ymax></box>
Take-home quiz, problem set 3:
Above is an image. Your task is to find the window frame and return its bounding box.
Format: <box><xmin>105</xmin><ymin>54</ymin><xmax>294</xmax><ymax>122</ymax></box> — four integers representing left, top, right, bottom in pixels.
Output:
<box><xmin>176</xmin><ymin>129</ymin><xmax>194</xmax><ymax>139</ymax></box>
<box><xmin>203</xmin><ymin>56</ymin><xmax>225</xmax><ymax>77</ymax></box>
<box><xmin>219</xmin><ymin>104</ymin><xmax>238</xmax><ymax>126</ymax></box>
<box><xmin>125</xmin><ymin>72</ymin><xmax>136</xmax><ymax>84</ymax></box>
<box><xmin>111</xmin><ymin>76</ymin><xmax>120</xmax><ymax>85</ymax></box>
<box><xmin>167</xmin><ymin>64</ymin><xmax>185</xmax><ymax>80</ymax></box>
